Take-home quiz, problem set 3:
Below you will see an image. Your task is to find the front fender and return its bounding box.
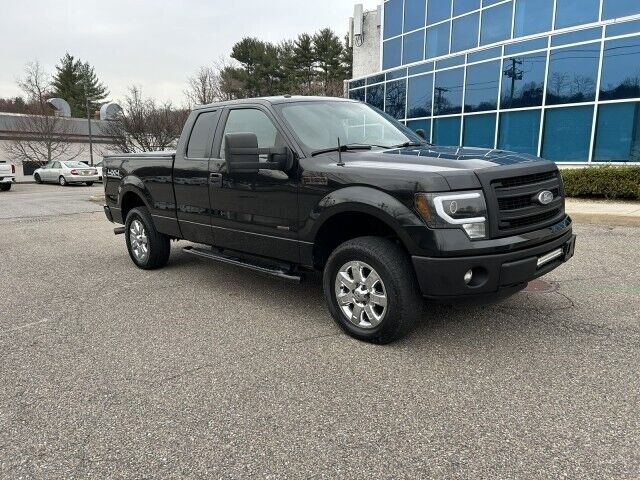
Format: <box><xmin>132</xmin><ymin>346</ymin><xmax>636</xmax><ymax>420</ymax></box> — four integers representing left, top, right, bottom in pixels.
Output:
<box><xmin>303</xmin><ymin>186</ymin><xmax>425</xmax><ymax>253</ymax></box>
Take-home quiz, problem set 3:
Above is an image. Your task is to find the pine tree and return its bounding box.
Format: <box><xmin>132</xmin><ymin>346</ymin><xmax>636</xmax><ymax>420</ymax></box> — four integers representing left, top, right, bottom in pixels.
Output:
<box><xmin>293</xmin><ymin>33</ymin><xmax>316</xmax><ymax>94</ymax></box>
<box><xmin>51</xmin><ymin>53</ymin><xmax>108</xmax><ymax>117</ymax></box>
<box><xmin>312</xmin><ymin>29</ymin><xmax>347</xmax><ymax>96</ymax></box>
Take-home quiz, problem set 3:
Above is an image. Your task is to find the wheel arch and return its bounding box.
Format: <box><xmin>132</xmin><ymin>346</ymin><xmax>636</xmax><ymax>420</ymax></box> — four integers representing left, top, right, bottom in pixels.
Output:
<box><xmin>307</xmin><ymin>187</ymin><xmax>424</xmax><ymax>269</ymax></box>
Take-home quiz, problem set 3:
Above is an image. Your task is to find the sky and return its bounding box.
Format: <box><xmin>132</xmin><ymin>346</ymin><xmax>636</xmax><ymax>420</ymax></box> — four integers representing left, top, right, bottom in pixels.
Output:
<box><xmin>0</xmin><ymin>0</ymin><xmax>380</xmax><ymax>105</ymax></box>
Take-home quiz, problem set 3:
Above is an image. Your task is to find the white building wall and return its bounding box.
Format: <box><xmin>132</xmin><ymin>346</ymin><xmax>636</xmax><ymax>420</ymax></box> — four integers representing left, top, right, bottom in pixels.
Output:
<box><xmin>352</xmin><ymin>7</ymin><xmax>382</xmax><ymax>79</ymax></box>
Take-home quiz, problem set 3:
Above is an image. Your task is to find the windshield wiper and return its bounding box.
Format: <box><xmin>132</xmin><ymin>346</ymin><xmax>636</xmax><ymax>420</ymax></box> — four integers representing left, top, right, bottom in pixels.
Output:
<box><xmin>388</xmin><ymin>141</ymin><xmax>427</xmax><ymax>148</ymax></box>
<box><xmin>310</xmin><ymin>144</ymin><xmax>372</xmax><ymax>157</ymax></box>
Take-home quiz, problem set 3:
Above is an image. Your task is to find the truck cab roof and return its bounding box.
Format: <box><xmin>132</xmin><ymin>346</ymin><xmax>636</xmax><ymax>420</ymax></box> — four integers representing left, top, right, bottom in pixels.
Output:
<box><xmin>194</xmin><ymin>95</ymin><xmax>356</xmax><ymax>111</ymax></box>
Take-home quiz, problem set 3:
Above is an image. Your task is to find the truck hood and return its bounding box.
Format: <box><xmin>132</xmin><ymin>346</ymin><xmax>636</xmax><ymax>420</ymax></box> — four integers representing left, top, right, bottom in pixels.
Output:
<box><xmin>330</xmin><ymin>145</ymin><xmax>554</xmax><ymax>191</ymax></box>
<box><xmin>348</xmin><ymin>145</ymin><xmax>546</xmax><ymax>171</ymax></box>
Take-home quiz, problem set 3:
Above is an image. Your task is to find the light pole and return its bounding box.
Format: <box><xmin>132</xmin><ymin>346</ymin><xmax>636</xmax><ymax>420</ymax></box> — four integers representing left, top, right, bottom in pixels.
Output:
<box><xmin>84</xmin><ymin>84</ymin><xmax>94</xmax><ymax>166</ymax></box>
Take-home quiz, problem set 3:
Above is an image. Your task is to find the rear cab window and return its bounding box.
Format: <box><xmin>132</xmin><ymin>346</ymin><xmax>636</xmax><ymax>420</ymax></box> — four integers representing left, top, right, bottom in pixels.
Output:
<box><xmin>186</xmin><ymin>110</ymin><xmax>220</xmax><ymax>159</ymax></box>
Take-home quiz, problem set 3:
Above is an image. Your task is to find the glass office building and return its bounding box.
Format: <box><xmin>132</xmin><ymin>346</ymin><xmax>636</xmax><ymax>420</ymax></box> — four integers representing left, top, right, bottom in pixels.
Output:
<box><xmin>347</xmin><ymin>0</ymin><xmax>640</xmax><ymax>163</ymax></box>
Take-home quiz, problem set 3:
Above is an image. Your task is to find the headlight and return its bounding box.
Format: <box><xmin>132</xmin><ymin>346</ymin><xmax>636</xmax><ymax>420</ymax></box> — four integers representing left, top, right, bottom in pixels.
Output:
<box><xmin>415</xmin><ymin>191</ymin><xmax>488</xmax><ymax>239</ymax></box>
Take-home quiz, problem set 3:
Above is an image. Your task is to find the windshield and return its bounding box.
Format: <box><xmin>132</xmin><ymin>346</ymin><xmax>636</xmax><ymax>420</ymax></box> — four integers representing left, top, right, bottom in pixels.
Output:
<box><xmin>63</xmin><ymin>161</ymin><xmax>90</xmax><ymax>168</ymax></box>
<box><xmin>276</xmin><ymin>101</ymin><xmax>424</xmax><ymax>153</ymax></box>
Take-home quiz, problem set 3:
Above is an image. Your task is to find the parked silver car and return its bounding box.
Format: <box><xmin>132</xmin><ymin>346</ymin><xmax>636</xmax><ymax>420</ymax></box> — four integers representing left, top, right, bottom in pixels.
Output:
<box><xmin>34</xmin><ymin>161</ymin><xmax>99</xmax><ymax>186</ymax></box>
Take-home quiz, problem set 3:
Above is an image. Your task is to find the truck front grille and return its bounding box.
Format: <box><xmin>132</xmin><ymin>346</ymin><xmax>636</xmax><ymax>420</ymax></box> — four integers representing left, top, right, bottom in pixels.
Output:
<box><xmin>489</xmin><ymin>170</ymin><xmax>565</xmax><ymax>237</ymax></box>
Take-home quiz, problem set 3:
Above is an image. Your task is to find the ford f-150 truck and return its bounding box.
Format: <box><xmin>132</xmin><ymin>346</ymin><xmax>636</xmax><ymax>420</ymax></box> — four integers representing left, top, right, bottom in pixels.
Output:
<box><xmin>103</xmin><ymin>96</ymin><xmax>576</xmax><ymax>343</ymax></box>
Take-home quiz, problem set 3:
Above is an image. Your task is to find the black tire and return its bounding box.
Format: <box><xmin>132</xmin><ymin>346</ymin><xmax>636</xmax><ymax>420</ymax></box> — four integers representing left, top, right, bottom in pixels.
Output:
<box><xmin>125</xmin><ymin>206</ymin><xmax>171</xmax><ymax>270</ymax></box>
<box><xmin>34</xmin><ymin>173</ymin><xmax>42</xmax><ymax>184</ymax></box>
<box><xmin>59</xmin><ymin>176</ymin><xmax>67</xmax><ymax>186</ymax></box>
<box><xmin>0</xmin><ymin>183</ymin><xmax>11</xmax><ymax>191</ymax></box>
<box><xmin>85</xmin><ymin>182</ymin><xmax>94</xmax><ymax>186</ymax></box>
<box><xmin>323</xmin><ymin>236</ymin><xmax>422</xmax><ymax>344</ymax></box>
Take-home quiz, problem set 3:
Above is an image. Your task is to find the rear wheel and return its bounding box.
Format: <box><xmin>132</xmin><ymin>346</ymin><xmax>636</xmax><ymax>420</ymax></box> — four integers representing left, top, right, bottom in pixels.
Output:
<box><xmin>85</xmin><ymin>182</ymin><xmax>94</xmax><ymax>186</ymax></box>
<box><xmin>0</xmin><ymin>183</ymin><xmax>11</xmax><ymax>191</ymax></box>
<box><xmin>34</xmin><ymin>173</ymin><xmax>42</xmax><ymax>184</ymax></box>
<box><xmin>323</xmin><ymin>236</ymin><xmax>422</xmax><ymax>344</ymax></box>
<box><xmin>125</xmin><ymin>207</ymin><xmax>171</xmax><ymax>270</ymax></box>
<box><xmin>59</xmin><ymin>176</ymin><xmax>67</xmax><ymax>186</ymax></box>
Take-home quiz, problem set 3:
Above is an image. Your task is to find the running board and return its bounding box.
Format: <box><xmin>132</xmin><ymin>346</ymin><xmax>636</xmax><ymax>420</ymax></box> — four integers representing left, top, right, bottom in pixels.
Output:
<box><xmin>182</xmin><ymin>246</ymin><xmax>302</xmax><ymax>283</ymax></box>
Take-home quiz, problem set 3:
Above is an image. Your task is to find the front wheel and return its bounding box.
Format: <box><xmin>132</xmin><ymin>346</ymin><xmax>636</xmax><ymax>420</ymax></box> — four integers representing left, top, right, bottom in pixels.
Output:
<box><xmin>125</xmin><ymin>207</ymin><xmax>171</xmax><ymax>270</ymax></box>
<box><xmin>0</xmin><ymin>183</ymin><xmax>11</xmax><ymax>191</ymax></box>
<box><xmin>323</xmin><ymin>236</ymin><xmax>422</xmax><ymax>344</ymax></box>
<box><xmin>34</xmin><ymin>173</ymin><xmax>42</xmax><ymax>184</ymax></box>
<box><xmin>85</xmin><ymin>182</ymin><xmax>94</xmax><ymax>186</ymax></box>
<box><xmin>59</xmin><ymin>176</ymin><xmax>67</xmax><ymax>186</ymax></box>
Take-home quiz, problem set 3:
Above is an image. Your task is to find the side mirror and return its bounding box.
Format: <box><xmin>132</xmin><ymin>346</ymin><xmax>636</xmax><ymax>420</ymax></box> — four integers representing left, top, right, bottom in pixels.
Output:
<box><xmin>225</xmin><ymin>133</ymin><xmax>260</xmax><ymax>174</ymax></box>
<box><xmin>415</xmin><ymin>129</ymin><xmax>426</xmax><ymax>140</ymax></box>
<box><xmin>225</xmin><ymin>132</ymin><xmax>294</xmax><ymax>174</ymax></box>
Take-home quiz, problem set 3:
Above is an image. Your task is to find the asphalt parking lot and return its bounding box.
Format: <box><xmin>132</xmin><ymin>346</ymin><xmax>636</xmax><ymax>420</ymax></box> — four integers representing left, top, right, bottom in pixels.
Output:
<box><xmin>1</xmin><ymin>184</ymin><xmax>639</xmax><ymax>478</ymax></box>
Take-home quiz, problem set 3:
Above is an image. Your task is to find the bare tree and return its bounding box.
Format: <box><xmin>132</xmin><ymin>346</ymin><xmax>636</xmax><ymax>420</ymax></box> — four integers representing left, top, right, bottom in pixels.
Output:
<box><xmin>184</xmin><ymin>59</ymin><xmax>238</xmax><ymax>106</ymax></box>
<box><xmin>3</xmin><ymin>61</ymin><xmax>82</xmax><ymax>166</ymax></box>
<box><xmin>103</xmin><ymin>86</ymin><xmax>188</xmax><ymax>153</ymax></box>
<box><xmin>184</xmin><ymin>66</ymin><xmax>220</xmax><ymax>106</ymax></box>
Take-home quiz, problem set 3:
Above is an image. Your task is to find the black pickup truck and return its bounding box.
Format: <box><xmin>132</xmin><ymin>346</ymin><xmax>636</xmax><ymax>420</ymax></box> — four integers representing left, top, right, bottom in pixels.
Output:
<box><xmin>103</xmin><ymin>96</ymin><xmax>576</xmax><ymax>343</ymax></box>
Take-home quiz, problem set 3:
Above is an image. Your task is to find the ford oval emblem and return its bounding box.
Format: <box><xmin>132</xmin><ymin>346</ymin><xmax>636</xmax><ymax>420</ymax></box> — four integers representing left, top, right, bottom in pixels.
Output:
<box><xmin>537</xmin><ymin>190</ymin><xmax>554</xmax><ymax>205</ymax></box>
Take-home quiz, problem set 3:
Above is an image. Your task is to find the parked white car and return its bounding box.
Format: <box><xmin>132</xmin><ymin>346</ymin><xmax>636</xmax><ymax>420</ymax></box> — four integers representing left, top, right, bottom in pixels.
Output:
<box><xmin>94</xmin><ymin>160</ymin><xmax>103</xmax><ymax>181</ymax></box>
<box><xmin>0</xmin><ymin>160</ymin><xmax>16</xmax><ymax>191</ymax></box>
<box><xmin>34</xmin><ymin>161</ymin><xmax>99</xmax><ymax>186</ymax></box>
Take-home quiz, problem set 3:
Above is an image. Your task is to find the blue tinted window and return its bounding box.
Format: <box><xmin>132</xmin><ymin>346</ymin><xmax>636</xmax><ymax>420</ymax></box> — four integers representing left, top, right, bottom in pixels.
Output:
<box><xmin>607</xmin><ymin>20</ymin><xmax>640</xmax><ymax>37</ymax></box>
<box><xmin>433</xmin><ymin>116</ymin><xmax>461</xmax><ymax>145</ymax></box>
<box><xmin>603</xmin><ymin>0</ymin><xmax>640</xmax><ymax>21</ymax></box>
<box><xmin>349</xmin><ymin>88</ymin><xmax>365</xmax><ymax>101</ymax></box>
<box><xmin>385</xmin><ymin>80</ymin><xmax>407</xmax><ymax>119</ymax></box>
<box><xmin>407</xmin><ymin>74</ymin><xmax>434</xmax><ymax>118</ymax></box>
<box><xmin>481</xmin><ymin>2</ymin><xmax>513</xmax><ymax>46</ymax></box>
<box><xmin>514</xmin><ymin>0</ymin><xmax>553</xmax><ymax>37</ymax></box>
<box><xmin>501</xmin><ymin>52</ymin><xmax>546</xmax><ymax>108</ymax></box>
<box><xmin>542</xmin><ymin>106</ymin><xmax>593</xmax><ymax>162</ymax></box>
<box><xmin>594</xmin><ymin>102</ymin><xmax>640</xmax><ymax>162</ymax></box>
<box><xmin>468</xmin><ymin>46</ymin><xmax>501</xmax><ymax>63</ymax></box>
<box><xmin>547</xmin><ymin>44</ymin><xmax>599</xmax><ymax>105</ymax></box>
<box><xmin>482</xmin><ymin>0</ymin><xmax>502</xmax><ymax>5</ymax></box>
<box><xmin>350</xmin><ymin>79</ymin><xmax>365</xmax><ymax>89</ymax></box>
<box><xmin>504</xmin><ymin>37</ymin><xmax>548</xmax><ymax>55</ymax></box>
<box><xmin>451</xmin><ymin>12</ymin><xmax>479</xmax><ymax>52</ymax></box>
<box><xmin>551</xmin><ymin>27</ymin><xmax>601</xmax><ymax>47</ymax></box>
<box><xmin>387</xmin><ymin>68</ymin><xmax>408</xmax><ymax>81</ymax></box>
<box><xmin>434</xmin><ymin>67</ymin><xmax>464</xmax><ymax>115</ymax></box>
<box><xmin>436</xmin><ymin>54</ymin><xmax>465</xmax><ymax>69</ymax></box>
<box><xmin>454</xmin><ymin>0</ymin><xmax>480</xmax><ymax>16</ymax></box>
<box><xmin>407</xmin><ymin>119</ymin><xmax>432</xmax><ymax>141</ymax></box>
<box><xmin>465</xmin><ymin>60</ymin><xmax>500</xmax><ymax>112</ymax></box>
<box><xmin>428</xmin><ymin>0</ymin><xmax>452</xmax><ymax>25</ymax></box>
<box><xmin>555</xmin><ymin>0</ymin><xmax>599</xmax><ymax>29</ymax></box>
<box><xmin>383</xmin><ymin>38</ymin><xmax>403</xmax><ymax>69</ymax></box>
<box><xmin>409</xmin><ymin>62</ymin><xmax>434</xmax><ymax>75</ymax></box>
<box><xmin>367</xmin><ymin>74</ymin><xmax>385</xmax><ymax>85</ymax></box>
<box><xmin>366</xmin><ymin>84</ymin><xmax>385</xmax><ymax>110</ymax></box>
<box><xmin>384</xmin><ymin>0</ymin><xmax>404</xmax><ymax>39</ymax></box>
<box><xmin>425</xmin><ymin>22</ymin><xmax>450</xmax><ymax>58</ymax></box>
<box><xmin>463</xmin><ymin>113</ymin><xmax>496</xmax><ymax>148</ymax></box>
<box><xmin>600</xmin><ymin>36</ymin><xmax>640</xmax><ymax>101</ymax></box>
<box><xmin>403</xmin><ymin>30</ymin><xmax>425</xmax><ymax>64</ymax></box>
<box><xmin>498</xmin><ymin>110</ymin><xmax>541</xmax><ymax>155</ymax></box>
<box><xmin>404</xmin><ymin>0</ymin><xmax>427</xmax><ymax>32</ymax></box>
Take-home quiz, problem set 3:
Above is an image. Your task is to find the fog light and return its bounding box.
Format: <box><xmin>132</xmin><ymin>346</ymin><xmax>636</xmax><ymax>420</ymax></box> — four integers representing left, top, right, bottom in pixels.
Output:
<box><xmin>464</xmin><ymin>269</ymin><xmax>473</xmax><ymax>284</ymax></box>
<box><xmin>462</xmin><ymin>222</ymin><xmax>486</xmax><ymax>239</ymax></box>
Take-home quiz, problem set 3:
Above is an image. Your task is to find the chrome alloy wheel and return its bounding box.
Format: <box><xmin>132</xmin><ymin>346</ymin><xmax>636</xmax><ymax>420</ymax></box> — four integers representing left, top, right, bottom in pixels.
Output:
<box><xmin>129</xmin><ymin>219</ymin><xmax>149</xmax><ymax>263</ymax></box>
<box><xmin>334</xmin><ymin>261</ymin><xmax>388</xmax><ymax>329</ymax></box>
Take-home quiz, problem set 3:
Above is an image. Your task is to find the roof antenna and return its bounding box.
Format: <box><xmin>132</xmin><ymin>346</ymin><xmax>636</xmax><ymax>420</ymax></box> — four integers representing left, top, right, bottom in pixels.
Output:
<box><xmin>337</xmin><ymin>137</ymin><xmax>345</xmax><ymax>167</ymax></box>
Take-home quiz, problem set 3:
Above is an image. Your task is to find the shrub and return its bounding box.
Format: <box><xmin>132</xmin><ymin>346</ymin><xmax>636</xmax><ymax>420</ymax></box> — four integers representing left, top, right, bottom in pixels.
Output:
<box><xmin>560</xmin><ymin>166</ymin><xmax>640</xmax><ymax>200</ymax></box>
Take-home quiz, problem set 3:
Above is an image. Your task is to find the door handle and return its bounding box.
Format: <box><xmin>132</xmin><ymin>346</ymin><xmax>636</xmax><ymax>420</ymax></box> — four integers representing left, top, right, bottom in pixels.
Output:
<box><xmin>209</xmin><ymin>173</ymin><xmax>223</xmax><ymax>187</ymax></box>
